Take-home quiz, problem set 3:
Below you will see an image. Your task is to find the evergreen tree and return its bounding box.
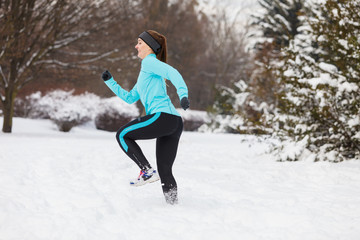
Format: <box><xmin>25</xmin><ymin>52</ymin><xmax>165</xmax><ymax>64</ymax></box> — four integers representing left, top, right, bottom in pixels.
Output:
<box><xmin>276</xmin><ymin>0</ymin><xmax>360</xmax><ymax>161</ymax></box>
<box><xmin>252</xmin><ymin>0</ymin><xmax>304</xmax><ymax>52</ymax></box>
<box><xmin>250</xmin><ymin>0</ymin><xmax>304</xmax><ymax>109</ymax></box>
<box><xmin>206</xmin><ymin>0</ymin><xmax>304</xmax><ymax>134</ymax></box>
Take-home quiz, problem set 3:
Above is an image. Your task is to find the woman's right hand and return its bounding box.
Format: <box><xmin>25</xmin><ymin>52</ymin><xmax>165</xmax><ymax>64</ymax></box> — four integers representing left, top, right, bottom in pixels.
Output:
<box><xmin>102</xmin><ymin>70</ymin><xmax>112</xmax><ymax>81</ymax></box>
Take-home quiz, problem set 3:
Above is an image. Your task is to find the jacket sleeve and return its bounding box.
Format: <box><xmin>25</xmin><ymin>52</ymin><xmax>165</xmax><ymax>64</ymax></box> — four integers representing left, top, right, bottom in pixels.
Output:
<box><xmin>104</xmin><ymin>77</ymin><xmax>140</xmax><ymax>104</ymax></box>
<box><xmin>142</xmin><ymin>57</ymin><xmax>188</xmax><ymax>100</ymax></box>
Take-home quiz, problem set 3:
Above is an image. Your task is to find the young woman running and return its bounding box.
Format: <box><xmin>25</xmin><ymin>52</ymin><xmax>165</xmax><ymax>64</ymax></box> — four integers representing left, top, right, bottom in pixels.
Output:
<box><xmin>101</xmin><ymin>30</ymin><xmax>189</xmax><ymax>204</ymax></box>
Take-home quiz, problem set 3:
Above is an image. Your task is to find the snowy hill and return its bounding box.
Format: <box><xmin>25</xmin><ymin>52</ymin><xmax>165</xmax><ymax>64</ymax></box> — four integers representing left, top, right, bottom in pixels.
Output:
<box><xmin>0</xmin><ymin>117</ymin><xmax>360</xmax><ymax>240</ymax></box>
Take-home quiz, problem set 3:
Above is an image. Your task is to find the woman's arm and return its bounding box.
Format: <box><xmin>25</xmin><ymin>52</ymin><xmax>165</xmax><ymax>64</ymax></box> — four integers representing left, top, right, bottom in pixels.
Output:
<box><xmin>104</xmin><ymin>77</ymin><xmax>140</xmax><ymax>104</ymax></box>
<box><xmin>142</xmin><ymin>57</ymin><xmax>188</xmax><ymax>100</ymax></box>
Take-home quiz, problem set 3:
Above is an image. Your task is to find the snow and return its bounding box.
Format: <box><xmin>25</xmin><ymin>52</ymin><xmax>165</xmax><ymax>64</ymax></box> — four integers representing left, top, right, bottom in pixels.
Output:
<box><xmin>177</xmin><ymin>109</ymin><xmax>209</xmax><ymax>124</ymax></box>
<box><xmin>284</xmin><ymin>68</ymin><xmax>296</xmax><ymax>77</ymax></box>
<box><xmin>274</xmin><ymin>14</ymin><xmax>291</xmax><ymax>31</ymax></box>
<box><xmin>348</xmin><ymin>116</ymin><xmax>360</xmax><ymax>128</ymax></box>
<box><xmin>338</xmin><ymin>39</ymin><xmax>349</xmax><ymax>50</ymax></box>
<box><xmin>338</xmin><ymin>81</ymin><xmax>358</xmax><ymax>93</ymax></box>
<box><xmin>15</xmin><ymin>90</ymin><xmax>139</xmax><ymax>132</ymax></box>
<box><xmin>299</xmin><ymin>73</ymin><xmax>336</xmax><ymax>89</ymax></box>
<box><xmin>319</xmin><ymin>62</ymin><xmax>337</xmax><ymax>73</ymax></box>
<box><xmin>97</xmin><ymin>96</ymin><xmax>139</xmax><ymax>118</ymax></box>
<box><xmin>1</xmin><ymin>117</ymin><xmax>360</xmax><ymax>240</ymax></box>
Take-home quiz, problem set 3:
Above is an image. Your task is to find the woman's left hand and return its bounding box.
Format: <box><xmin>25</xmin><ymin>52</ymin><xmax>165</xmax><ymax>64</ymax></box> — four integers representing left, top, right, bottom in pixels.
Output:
<box><xmin>180</xmin><ymin>97</ymin><xmax>190</xmax><ymax>110</ymax></box>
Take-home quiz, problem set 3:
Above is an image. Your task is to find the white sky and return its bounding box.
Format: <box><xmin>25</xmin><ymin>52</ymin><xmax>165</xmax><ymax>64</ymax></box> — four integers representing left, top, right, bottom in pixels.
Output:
<box><xmin>198</xmin><ymin>0</ymin><xmax>259</xmax><ymax>24</ymax></box>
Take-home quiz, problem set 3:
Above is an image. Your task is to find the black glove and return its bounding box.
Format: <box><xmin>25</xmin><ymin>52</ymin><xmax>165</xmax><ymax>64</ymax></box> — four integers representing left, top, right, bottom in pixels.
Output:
<box><xmin>101</xmin><ymin>70</ymin><xmax>112</xmax><ymax>81</ymax></box>
<box><xmin>180</xmin><ymin>97</ymin><xmax>190</xmax><ymax>110</ymax></box>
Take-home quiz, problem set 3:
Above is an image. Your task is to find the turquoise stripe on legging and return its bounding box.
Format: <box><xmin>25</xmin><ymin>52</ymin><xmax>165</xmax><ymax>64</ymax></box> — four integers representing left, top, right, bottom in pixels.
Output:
<box><xmin>119</xmin><ymin>112</ymin><xmax>161</xmax><ymax>152</ymax></box>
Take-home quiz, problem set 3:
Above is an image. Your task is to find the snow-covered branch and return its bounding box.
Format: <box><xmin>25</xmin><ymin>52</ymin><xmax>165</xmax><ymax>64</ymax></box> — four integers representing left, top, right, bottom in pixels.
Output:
<box><xmin>0</xmin><ymin>45</ymin><xmax>5</xmax><ymax>59</ymax></box>
<box><xmin>76</xmin><ymin>49</ymin><xmax>119</xmax><ymax>64</ymax></box>
<box><xmin>53</xmin><ymin>32</ymin><xmax>91</xmax><ymax>50</ymax></box>
<box><xmin>0</xmin><ymin>65</ymin><xmax>8</xmax><ymax>87</ymax></box>
<box><xmin>34</xmin><ymin>49</ymin><xmax>119</xmax><ymax>68</ymax></box>
<box><xmin>0</xmin><ymin>66</ymin><xmax>6</xmax><ymax>103</ymax></box>
<box><xmin>17</xmin><ymin>50</ymin><xmax>41</xmax><ymax>81</ymax></box>
<box><xmin>17</xmin><ymin>76</ymin><xmax>34</xmax><ymax>91</ymax></box>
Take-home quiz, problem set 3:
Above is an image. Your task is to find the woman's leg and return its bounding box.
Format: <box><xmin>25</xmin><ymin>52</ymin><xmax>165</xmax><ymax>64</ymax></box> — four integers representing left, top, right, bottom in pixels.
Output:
<box><xmin>156</xmin><ymin>117</ymin><xmax>183</xmax><ymax>204</ymax></box>
<box><xmin>115</xmin><ymin>112</ymin><xmax>180</xmax><ymax>170</ymax></box>
<box><xmin>116</xmin><ymin>113</ymin><xmax>161</xmax><ymax>170</ymax></box>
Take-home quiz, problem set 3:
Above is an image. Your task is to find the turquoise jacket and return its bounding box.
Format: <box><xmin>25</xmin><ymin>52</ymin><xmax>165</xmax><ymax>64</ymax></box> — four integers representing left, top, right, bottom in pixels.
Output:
<box><xmin>105</xmin><ymin>54</ymin><xmax>188</xmax><ymax>117</ymax></box>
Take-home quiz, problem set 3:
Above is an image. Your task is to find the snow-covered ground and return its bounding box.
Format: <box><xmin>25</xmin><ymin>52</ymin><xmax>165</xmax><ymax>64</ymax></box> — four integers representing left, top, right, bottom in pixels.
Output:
<box><xmin>1</xmin><ymin>117</ymin><xmax>360</xmax><ymax>240</ymax></box>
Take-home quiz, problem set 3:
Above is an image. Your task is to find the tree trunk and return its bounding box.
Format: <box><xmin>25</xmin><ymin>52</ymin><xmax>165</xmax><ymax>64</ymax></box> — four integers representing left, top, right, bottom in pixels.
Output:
<box><xmin>2</xmin><ymin>87</ymin><xmax>17</xmax><ymax>133</ymax></box>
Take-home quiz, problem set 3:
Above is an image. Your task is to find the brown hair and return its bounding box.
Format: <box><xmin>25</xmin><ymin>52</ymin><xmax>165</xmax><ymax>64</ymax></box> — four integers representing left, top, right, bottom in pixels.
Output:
<box><xmin>147</xmin><ymin>30</ymin><xmax>167</xmax><ymax>63</ymax></box>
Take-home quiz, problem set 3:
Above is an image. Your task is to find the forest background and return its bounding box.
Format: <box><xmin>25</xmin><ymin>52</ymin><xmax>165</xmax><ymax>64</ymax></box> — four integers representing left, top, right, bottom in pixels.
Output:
<box><xmin>1</xmin><ymin>0</ymin><xmax>252</xmax><ymax>112</ymax></box>
<box><xmin>1</xmin><ymin>0</ymin><xmax>359</xmax><ymax>161</ymax></box>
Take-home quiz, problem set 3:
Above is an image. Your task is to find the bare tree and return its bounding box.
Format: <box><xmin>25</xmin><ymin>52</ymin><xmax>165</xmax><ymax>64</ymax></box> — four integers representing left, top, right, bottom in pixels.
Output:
<box><xmin>0</xmin><ymin>0</ymin><xmax>111</xmax><ymax>133</ymax></box>
<box><xmin>198</xmin><ymin>6</ymin><xmax>253</xmax><ymax>106</ymax></box>
<box><xmin>32</xmin><ymin>0</ymin><xmax>143</xmax><ymax>95</ymax></box>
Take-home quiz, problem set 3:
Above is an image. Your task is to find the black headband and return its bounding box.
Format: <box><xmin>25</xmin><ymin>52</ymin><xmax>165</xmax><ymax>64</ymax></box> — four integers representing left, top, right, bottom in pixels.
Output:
<box><xmin>139</xmin><ymin>31</ymin><xmax>162</xmax><ymax>54</ymax></box>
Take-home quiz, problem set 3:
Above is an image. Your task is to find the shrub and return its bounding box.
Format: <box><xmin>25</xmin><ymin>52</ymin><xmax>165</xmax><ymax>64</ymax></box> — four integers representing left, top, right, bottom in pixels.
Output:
<box><xmin>41</xmin><ymin>90</ymin><xmax>100</xmax><ymax>132</ymax></box>
<box><xmin>95</xmin><ymin>97</ymin><xmax>139</xmax><ymax>132</ymax></box>
<box><xmin>179</xmin><ymin>109</ymin><xmax>210</xmax><ymax>132</ymax></box>
<box><xmin>14</xmin><ymin>92</ymin><xmax>49</xmax><ymax>119</ymax></box>
<box><xmin>14</xmin><ymin>90</ymin><xmax>101</xmax><ymax>132</ymax></box>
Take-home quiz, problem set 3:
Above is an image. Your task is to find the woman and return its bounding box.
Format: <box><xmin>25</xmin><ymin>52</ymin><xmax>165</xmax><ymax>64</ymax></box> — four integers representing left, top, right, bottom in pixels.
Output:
<box><xmin>101</xmin><ymin>30</ymin><xmax>189</xmax><ymax>205</ymax></box>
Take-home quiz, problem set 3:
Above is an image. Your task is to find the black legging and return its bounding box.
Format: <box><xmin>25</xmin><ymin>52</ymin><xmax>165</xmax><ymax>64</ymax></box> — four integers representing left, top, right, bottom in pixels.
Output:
<box><xmin>115</xmin><ymin>112</ymin><xmax>183</xmax><ymax>194</ymax></box>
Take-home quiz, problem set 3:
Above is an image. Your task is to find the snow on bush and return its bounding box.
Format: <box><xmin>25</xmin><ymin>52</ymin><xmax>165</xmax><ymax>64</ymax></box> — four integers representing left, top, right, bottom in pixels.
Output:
<box><xmin>14</xmin><ymin>90</ymin><xmax>139</xmax><ymax>132</ymax></box>
<box><xmin>36</xmin><ymin>90</ymin><xmax>101</xmax><ymax>132</ymax></box>
<box><xmin>14</xmin><ymin>92</ymin><xmax>47</xmax><ymax>119</ymax></box>
<box><xmin>14</xmin><ymin>90</ymin><xmax>210</xmax><ymax>133</ymax></box>
<box><xmin>177</xmin><ymin>109</ymin><xmax>210</xmax><ymax>131</ymax></box>
<box><xmin>95</xmin><ymin>97</ymin><xmax>139</xmax><ymax>132</ymax></box>
<box><xmin>203</xmin><ymin>80</ymin><xmax>273</xmax><ymax>134</ymax></box>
